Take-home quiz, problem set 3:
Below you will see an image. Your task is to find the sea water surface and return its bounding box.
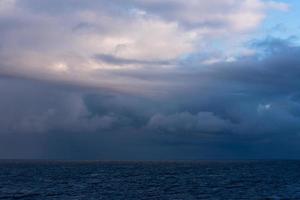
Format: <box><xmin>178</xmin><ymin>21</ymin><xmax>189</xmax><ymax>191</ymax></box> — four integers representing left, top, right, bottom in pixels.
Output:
<box><xmin>0</xmin><ymin>160</ymin><xmax>300</xmax><ymax>199</ymax></box>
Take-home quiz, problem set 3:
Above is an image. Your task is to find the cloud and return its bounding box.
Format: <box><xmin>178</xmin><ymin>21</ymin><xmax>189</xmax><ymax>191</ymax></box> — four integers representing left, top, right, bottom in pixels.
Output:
<box><xmin>0</xmin><ymin>0</ymin><xmax>289</xmax><ymax>94</ymax></box>
<box><xmin>130</xmin><ymin>0</ymin><xmax>289</xmax><ymax>32</ymax></box>
<box><xmin>0</xmin><ymin>78</ymin><xmax>112</xmax><ymax>134</ymax></box>
<box><xmin>0</xmin><ymin>0</ymin><xmax>15</xmax><ymax>14</ymax></box>
<box><xmin>2</xmin><ymin>40</ymin><xmax>300</xmax><ymax>159</ymax></box>
<box><xmin>94</xmin><ymin>54</ymin><xmax>172</xmax><ymax>66</ymax></box>
<box><xmin>147</xmin><ymin>112</ymin><xmax>231</xmax><ymax>134</ymax></box>
<box><xmin>265</xmin><ymin>1</ymin><xmax>289</xmax><ymax>11</ymax></box>
<box><xmin>1</xmin><ymin>1</ymin><xmax>300</xmax><ymax>159</ymax></box>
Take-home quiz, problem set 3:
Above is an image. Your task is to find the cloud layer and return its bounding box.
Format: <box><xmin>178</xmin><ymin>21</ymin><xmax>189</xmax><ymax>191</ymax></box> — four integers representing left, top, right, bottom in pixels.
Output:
<box><xmin>0</xmin><ymin>0</ymin><xmax>289</xmax><ymax>92</ymax></box>
<box><xmin>1</xmin><ymin>0</ymin><xmax>299</xmax><ymax>159</ymax></box>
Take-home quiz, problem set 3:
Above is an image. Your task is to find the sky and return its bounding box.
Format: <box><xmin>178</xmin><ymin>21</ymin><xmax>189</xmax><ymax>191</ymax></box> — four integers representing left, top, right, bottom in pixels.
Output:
<box><xmin>0</xmin><ymin>0</ymin><xmax>300</xmax><ymax>160</ymax></box>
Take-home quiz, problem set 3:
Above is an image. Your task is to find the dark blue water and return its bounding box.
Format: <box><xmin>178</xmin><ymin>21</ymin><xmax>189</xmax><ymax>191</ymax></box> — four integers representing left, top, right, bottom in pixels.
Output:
<box><xmin>1</xmin><ymin>160</ymin><xmax>300</xmax><ymax>199</ymax></box>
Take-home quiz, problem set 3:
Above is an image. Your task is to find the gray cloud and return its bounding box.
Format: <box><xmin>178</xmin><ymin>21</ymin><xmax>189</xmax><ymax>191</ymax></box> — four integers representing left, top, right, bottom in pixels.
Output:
<box><xmin>147</xmin><ymin>112</ymin><xmax>231</xmax><ymax>134</ymax></box>
<box><xmin>94</xmin><ymin>54</ymin><xmax>172</xmax><ymax>66</ymax></box>
<box><xmin>0</xmin><ymin>0</ymin><xmax>288</xmax><ymax>92</ymax></box>
<box><xmin>2</xmin><ymin>38</ymin><xmax>300</xmax><ymax>159</ymax></box>
<box><xmin>0</xmin><ymin>0</ymin><xmax>298</xmax><ymax>160</ymax></box>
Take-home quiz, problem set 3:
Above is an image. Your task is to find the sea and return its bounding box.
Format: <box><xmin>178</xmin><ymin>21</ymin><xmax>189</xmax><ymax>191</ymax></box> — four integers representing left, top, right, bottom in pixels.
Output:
<box><xmin>1</xmin><ymin>160</ymin><xmax>300</xmax><ymax>199</ymax></box>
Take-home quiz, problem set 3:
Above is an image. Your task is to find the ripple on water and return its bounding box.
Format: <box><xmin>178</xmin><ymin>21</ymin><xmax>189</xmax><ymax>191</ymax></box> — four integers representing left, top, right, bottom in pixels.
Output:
<box><xmin>0</xmin><ymin>160</ymin><xmax>300</xmax><ymax>199</ymax></box>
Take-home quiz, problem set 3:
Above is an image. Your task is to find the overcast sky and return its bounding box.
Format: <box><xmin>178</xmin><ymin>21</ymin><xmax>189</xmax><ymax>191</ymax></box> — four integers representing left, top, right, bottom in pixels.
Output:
<box><xmin>0</xmin><ymin>0</ymin><xmax>300</xmax><ymax>160</ymax></box>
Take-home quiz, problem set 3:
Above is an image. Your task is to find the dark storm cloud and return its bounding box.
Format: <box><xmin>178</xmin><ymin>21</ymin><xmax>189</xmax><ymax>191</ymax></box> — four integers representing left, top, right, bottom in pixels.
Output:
<box><xmin>2</xmin><ymin>37</ymin><xmax>300</xmax><ymax>159</ymax></box>
<box><xmin>171</xmin><ymin>38</ymin><xmax>300</xmax><ymax>138</ymax></box>
<box><xmin>0</xmin><ymin>0</ymin><xmax>297</xmax><ymax>159</ymax></box>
